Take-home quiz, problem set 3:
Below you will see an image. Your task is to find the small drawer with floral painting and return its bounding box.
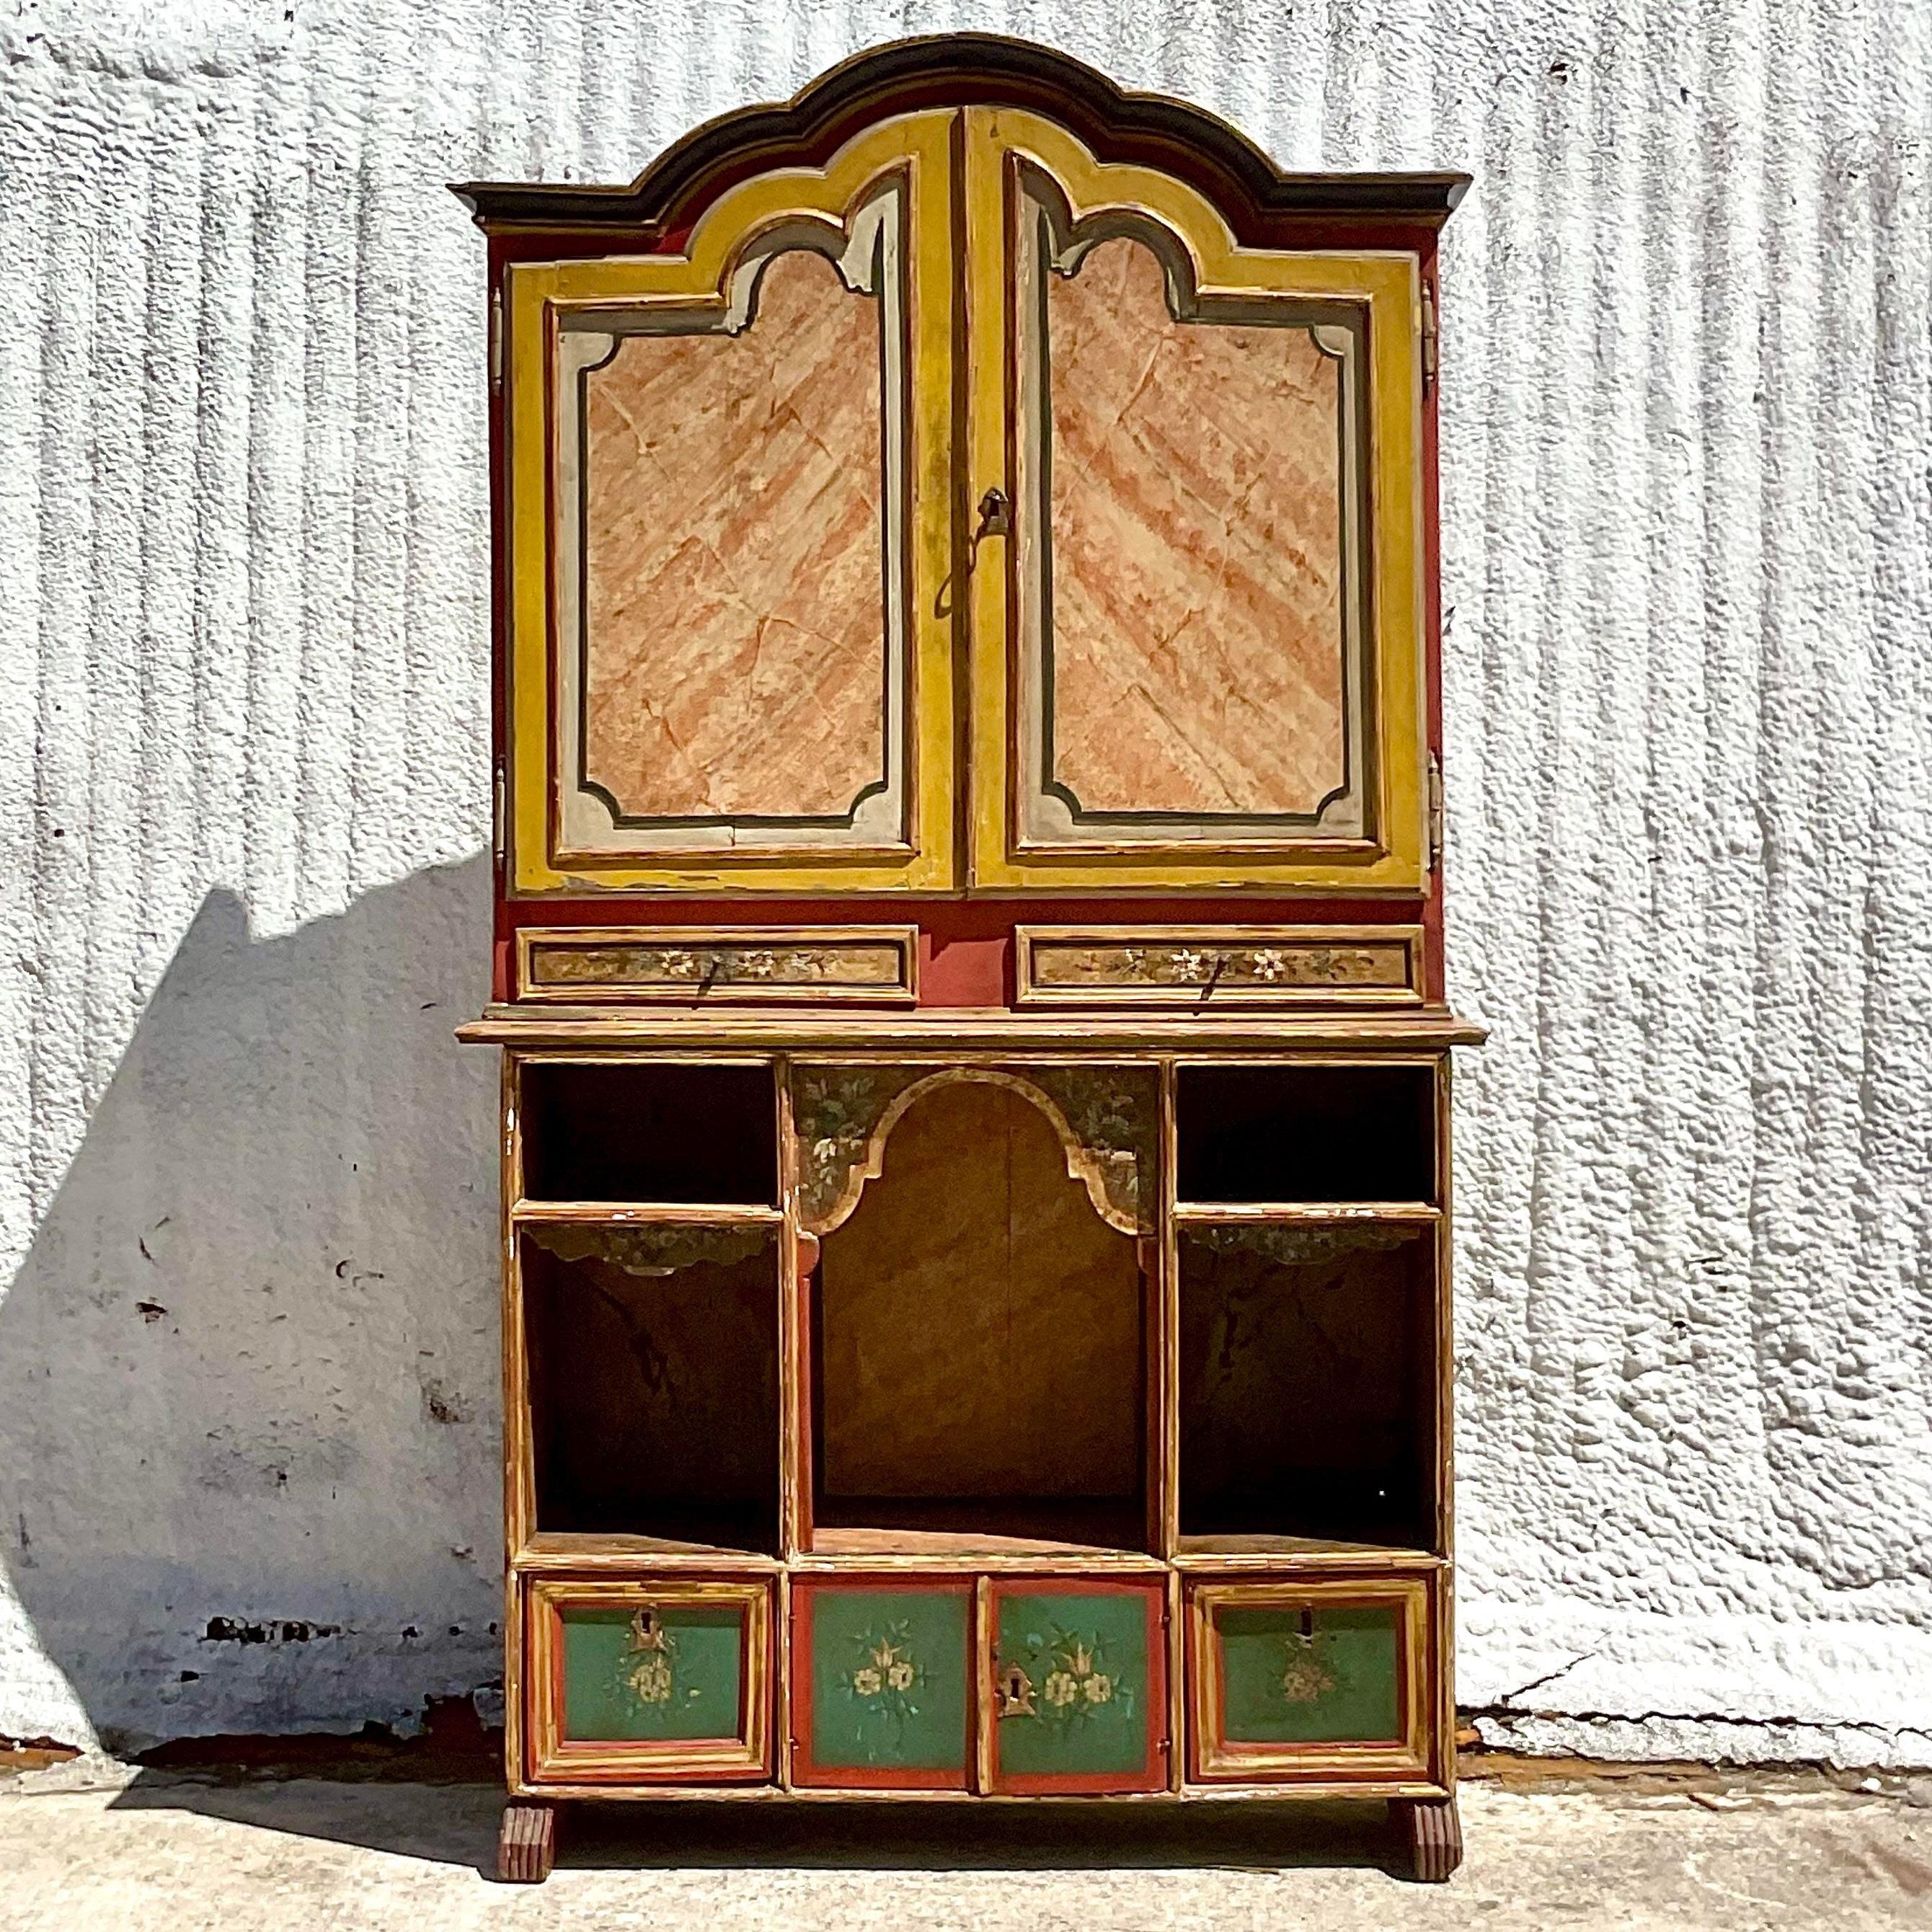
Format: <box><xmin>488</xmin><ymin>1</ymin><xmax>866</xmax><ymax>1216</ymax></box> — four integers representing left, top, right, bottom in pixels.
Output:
<box><xmin>1187</xmin><ymin>1577</ymin><xmax>1435</xmax><ymax>1784</ymax></box>
<box><xmin>525</xmin><ymin>1577</ymin><xmax>773</xmax><ymax>1786</ymax></box>
<box><xmin>790</xmin><ymin>1577</ymin><xmax>975</xmax><ymax>1789</ymax></box>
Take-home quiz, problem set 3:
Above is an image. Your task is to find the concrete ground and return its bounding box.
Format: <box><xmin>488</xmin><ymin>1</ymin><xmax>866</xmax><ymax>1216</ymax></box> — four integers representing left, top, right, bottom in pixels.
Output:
<box><xmin>4</xmin><ymin>1758</ymin><xmax>1930</xmax><ymax>1931</ymax></box>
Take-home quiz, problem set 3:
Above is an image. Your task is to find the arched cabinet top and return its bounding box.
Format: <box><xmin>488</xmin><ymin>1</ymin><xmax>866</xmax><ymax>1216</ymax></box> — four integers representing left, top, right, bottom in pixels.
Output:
<box><xmin>451</xmin><ymin>33</ymin><xmax>1469</xmax><ymax>239</ymax></box>
<box><xmin>482</xmin><ymin>35</ymin><xmax>1462</xmax><ymax>899</ymax></box>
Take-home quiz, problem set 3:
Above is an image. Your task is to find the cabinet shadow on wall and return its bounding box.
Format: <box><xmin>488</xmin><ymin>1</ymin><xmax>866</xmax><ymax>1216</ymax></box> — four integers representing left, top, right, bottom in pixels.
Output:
<box><xmin>0</xmin><ymin>856</ymin><xmax>505</xmax><ymax>1788</ymax></box>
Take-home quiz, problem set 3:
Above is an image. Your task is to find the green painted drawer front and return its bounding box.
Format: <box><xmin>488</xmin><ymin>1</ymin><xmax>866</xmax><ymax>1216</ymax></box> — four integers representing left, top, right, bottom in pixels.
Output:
<box><xmin>561</xmin><ymin>1604</ymin><xmax>745</xmax><ymax>1743</ymax></box>
<box><xmin>1219</xmin><ymin>1603</ymin><xmax>1401</xmax><ymax>1745</ymax></box>
<box><xmin>805</xmin><ymin>1588</ymin><xmax>970</xmax><ymax>1773</ymax></box>
<box><xmin>994</xmin><ymin>1590</ymin><xmax>1152</xmax><ymax>1780</ymax></box>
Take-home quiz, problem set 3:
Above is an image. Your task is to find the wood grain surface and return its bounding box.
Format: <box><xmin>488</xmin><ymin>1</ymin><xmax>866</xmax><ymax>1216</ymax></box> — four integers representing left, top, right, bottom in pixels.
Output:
<box><xmin>818</xmin><ymin>1081</ymin><xmax>1142</xmax><ymax>1503</ymax></box>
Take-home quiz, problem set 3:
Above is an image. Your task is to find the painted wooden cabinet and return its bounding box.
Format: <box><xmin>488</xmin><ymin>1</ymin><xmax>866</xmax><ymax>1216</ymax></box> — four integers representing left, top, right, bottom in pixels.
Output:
<box><xmin>458</xmin><ymin>33</ymin><xmax>1476</xmax><ymax>1888</ymax></box>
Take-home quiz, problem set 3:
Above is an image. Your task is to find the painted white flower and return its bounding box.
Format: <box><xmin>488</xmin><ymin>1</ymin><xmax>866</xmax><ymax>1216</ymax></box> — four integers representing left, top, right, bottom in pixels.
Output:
<box><xmin>1043</xmin><ymin>1670</ymin><xmax>1081</xmax><ymax>1709</ymax></box>
<box><xmin>852</xmin><ymin>1666</ymin><xmax>882</xmax><ymax>1696</ymax></box>
<box><xmin>1083</xmin><ymin>1673</ymin><xmax>1113</xmax><ymax>1705</ymax></box>
<box><xmin>887</xmin><ymin>1661</ymin><xmax>915</xmax><ymax>1692</ymax></box>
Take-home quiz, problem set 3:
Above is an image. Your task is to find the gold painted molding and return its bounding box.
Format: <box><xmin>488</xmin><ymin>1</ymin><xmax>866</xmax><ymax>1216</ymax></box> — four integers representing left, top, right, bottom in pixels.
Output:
<box><xmin>1187</xmin><ymin>1575</ymin><xmax>1433</xmax><ymax>1785</ymax></box>
<box><xmin>461</xmin><ymin>1009</ymin><xmax>1485</xmax><ymax>1053</ymax></box>
<box><xmin>963</xmin><ymin>107</ymin><xmax>1430</xmax><ymax>894</ymax></box>
<box><xmin>524</xmin><ymin>1577</ymin><xmax>774</xmax><ymax>1785</ymax></box>
<box><xmin>504</xmin><ymin>111</ymin><xmax>959</xmax><ymax>895</ymax></box>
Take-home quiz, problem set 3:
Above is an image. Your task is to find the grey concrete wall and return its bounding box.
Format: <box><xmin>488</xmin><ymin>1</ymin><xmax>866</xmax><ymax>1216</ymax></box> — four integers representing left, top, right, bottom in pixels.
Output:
<box><xmin>0</xmin><ymin>0</ymin><xmax>1927</xmax><ymax>1763</ymax></box>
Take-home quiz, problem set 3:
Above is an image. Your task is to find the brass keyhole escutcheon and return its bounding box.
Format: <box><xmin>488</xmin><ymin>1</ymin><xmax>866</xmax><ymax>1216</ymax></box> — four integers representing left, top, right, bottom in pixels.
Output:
<box><xmin>995</xmin><ymin>1661</ymin><xmax>1036</xmax><ymax>1718</ymax></box>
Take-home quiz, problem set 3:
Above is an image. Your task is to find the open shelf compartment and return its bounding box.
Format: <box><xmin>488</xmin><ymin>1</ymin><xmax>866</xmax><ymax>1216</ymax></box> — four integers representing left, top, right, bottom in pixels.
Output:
<box><xmin>1176</xmin><ymin>1219</ymin><xmax>1440</xmax><ymax>1556</ymax></box>
<box><xmin>519</xmin><ymin>1222</ymin><xmax>781</xmax><ymax>1557</ymax></box>
<box><xmin>805</xmin><ymin>1074</ymin><xmax>1155</xmax><ymax>1558</ymax></box>
<box><xmin>518</xmin><ymin>1059</ymin><xmax>777</xmax><ymax>1205</ymax></box>
<box><xmin>1175</xmin><ymin>1062</ymin><xmax>1437</xmax><ymax>1205</ymax></box>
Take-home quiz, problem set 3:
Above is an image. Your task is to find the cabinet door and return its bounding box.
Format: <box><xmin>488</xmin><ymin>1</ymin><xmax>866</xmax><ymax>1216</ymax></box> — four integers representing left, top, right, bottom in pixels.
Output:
<box><xmin>524</xmin><ymin>1578</ymin><xmax>772</xmax><ymax>1784</ymax></box>
<box><xmin>789</xmin><ymin>1577</ymin><xmax>975</xmax><ymax>1789</ymax></box>
<box><xmin>502</xmin><ymin>111</ymin><xmax>957</xmax><ymax>895</ymax></box>
<box><xmin>963</xmin><ymin>107</ymin><xmax>1430</xmax><ymax>894</ymax></box>
<box><xmin>1187</xmin><ymin>1577</ymin><xmax>1435</xmax><ymax>1783</ymax></box>
<box><xmin>985</xmin><ymin>1578</ymin><xmax>1168</xmax><ymax>1793</ymax></box>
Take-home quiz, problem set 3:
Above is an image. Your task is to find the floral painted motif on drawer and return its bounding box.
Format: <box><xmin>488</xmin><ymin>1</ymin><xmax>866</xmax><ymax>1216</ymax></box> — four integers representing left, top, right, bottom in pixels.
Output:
<box><xmin>1016</xmin><ymin>926</ymin><xmax>1424</xmax><ymax>1008</ymax></box>
<box><xmin>518</xmin><ymin>926</ymin><xmax>919</xmax><ymax>1003</ymax></box>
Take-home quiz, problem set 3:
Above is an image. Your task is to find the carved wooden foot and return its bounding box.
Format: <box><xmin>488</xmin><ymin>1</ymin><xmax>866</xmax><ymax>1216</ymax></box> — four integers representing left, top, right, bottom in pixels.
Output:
<box><xmin>1392</xmin><ymin>1794</ymin><xmax>1463</xmax><ymax>1882</ymax></box>
<box><xmin>497</xmin><ymin>1800</ymin><xmax>557</xmax><ymax>1883</ymax></box>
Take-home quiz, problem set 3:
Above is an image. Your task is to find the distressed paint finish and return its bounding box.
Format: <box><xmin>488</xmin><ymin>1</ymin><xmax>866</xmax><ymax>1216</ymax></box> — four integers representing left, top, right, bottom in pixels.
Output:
<box><xmin>0</xmin><ymin>4</ymin><xmax>1928</xmax><ymax>1773</ymax></box>
<box><xmin>1041</xmin><ymin>236</ymin><xmax>1349</xmax><ymax>818</ymax></box>
<box><xmin>992</xmin><ymin>1586</ymin><xmax>1157</xmax><ymax>1783</ymax></box>
<box><xmin>559</xmin><ymin>1604</ymin><xmax>744</xmax><ymax>1743</ymax></box>
<box><xmin>521</xmin><ymin>931</ymin><xmax>914</xmax><ymax>1002</ymax></box>
<box><xmin>800</xmin><ymin>1586</ymin><xmax>970</xmax><ymax>1776</ymax></box>
<box><xmin>1218</xmin><ymin>1603</ymin><xmax>1402</xmax><ymax>1746</ymax></box>
<box><xmin>817</xmin><ymin>1081</ymin><xmax>1142</xmax><ymax>1502</ymax></box>
<box><xmin>580</xmin><ymin>247</ymin><xmax>887</xmax><ymax>823</ymax></box>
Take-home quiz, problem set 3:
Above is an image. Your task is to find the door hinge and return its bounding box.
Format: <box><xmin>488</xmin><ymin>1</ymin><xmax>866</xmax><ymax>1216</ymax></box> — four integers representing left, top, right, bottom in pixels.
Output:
<box><xmin>489</xmin><ymin>288</ymin><xmax>504</xmax><ymax>396</ymax></box>
<box><xmin>1427</xmin><ymin>750</ymin><xmax>1445</xmax><ymax>872</ymax></box>
<box><xmin>492</xmin><ymin>761</ymin><xmax>506</xmax><ymax>867</ymax></box>
<box><xmin>1420</xmin><ymin>281</ymin><xmax>1438</xmax><ymax>396</ymax></box>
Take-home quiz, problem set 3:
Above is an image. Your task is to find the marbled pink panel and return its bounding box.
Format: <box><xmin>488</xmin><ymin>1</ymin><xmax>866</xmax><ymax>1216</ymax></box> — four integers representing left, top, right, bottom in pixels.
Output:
<box><xmin>582</xmin><ymin>249</ymin><xmax>885</xmax><ymax>820</ymax></box>
<box><xmin>1045</xmin><ymin>237</ymin><xmax>1348</xmax><ymax>818</ymax></box>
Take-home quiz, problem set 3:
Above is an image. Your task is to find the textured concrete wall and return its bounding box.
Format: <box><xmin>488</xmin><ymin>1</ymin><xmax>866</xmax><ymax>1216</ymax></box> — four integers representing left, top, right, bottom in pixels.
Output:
<box><xmin>0</xmin><ymin>1</ymin><xmax>1927</xmax><ymax>1764</ymax></box>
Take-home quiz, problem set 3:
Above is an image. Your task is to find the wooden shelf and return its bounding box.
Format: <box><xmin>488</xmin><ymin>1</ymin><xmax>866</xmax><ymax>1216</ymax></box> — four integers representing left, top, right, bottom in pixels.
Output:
<box><xmin>1172</xmin><ymin>1533</ymin><xmax>1443</xmax><ymax>1571</ymax></box>
<box><xmin>514</xmin><ymin>1532</ymin><xmax>781</xmax><ymax>1572</ymax></box>
<box><xmin>463</xmin><ymin>1006</ymin><xmax>1486</xmax><ymax>1053</ymax></box>
<box><xmin>804</xmin><ymin>1527</ymin><xmax>1158</xmax><ymax>1564</ymax></box>
<box><xmin>515</xmin><ymin>1530</ymin><xmax>1440</xmax><ymax>1574</ymax></box>
<box><xmin>511</xmin><ymin>1200</ymin><xmax>784</xmax><ymax>1225</ymax></box>
<box><xmin>805</xmin><ymin>1497</ymin><xmax>1153</xmax><ymax>1564</ymax></box>
<box><xmin>1171</xmin><ymin>1201</ymin><xmax>1440</xmax><ymax>1224</ymax></box>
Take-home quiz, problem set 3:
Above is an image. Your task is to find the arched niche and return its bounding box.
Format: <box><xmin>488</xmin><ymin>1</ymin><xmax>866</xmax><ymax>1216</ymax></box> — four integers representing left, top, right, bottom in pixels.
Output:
<box><xmin>792</xmin><ymin>1061</ymin><xmax>1157</xmax><ymax>1238</ymax></box>
<box><xmin>810</xmin><ymin>1075</ymin><xmax>1148</xmax><ymax>1551</ymax></box>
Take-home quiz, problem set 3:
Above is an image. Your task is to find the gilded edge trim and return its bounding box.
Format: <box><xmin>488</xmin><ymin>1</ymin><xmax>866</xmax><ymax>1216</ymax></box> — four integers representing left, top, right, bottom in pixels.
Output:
<box><xmin>515</xmin><ymin>925</ymin><xmax>921</xmax><ymax>1005</ymax></box>
<box><xmin>1014</xmin><ymin>925</ymin><xmax>1425</xmax><ymax>1009</ymax></box>
<box><xmin>526</xmin><ymin>1577</ymin><xmax>774</xmax><ymax>1785</ymax></box>
<box><xmin>1186</xmin><ymin>1576</ymin><xmax>1433</xmax><ymax>1785</ymax></box>
<box><xmin>461</xmin><ymin>1011</ymin><xmax>1487</xmax><ymax>1052</ymax></box>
